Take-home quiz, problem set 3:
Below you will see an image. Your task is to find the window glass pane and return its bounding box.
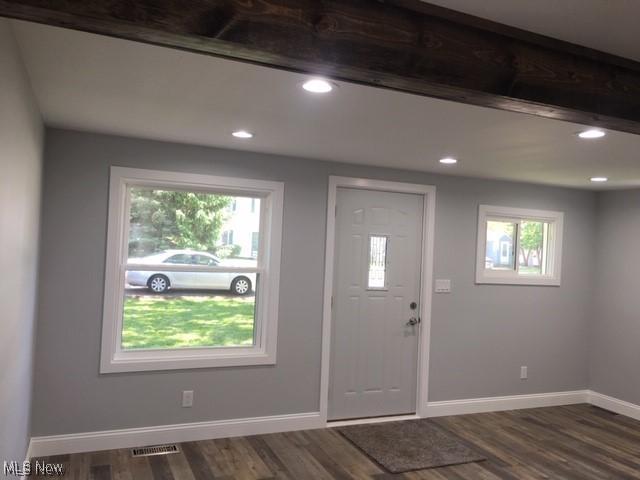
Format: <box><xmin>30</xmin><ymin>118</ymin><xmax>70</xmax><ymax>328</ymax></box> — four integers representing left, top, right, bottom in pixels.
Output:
<box><xmin>122</xmin><ymin>272</ymin><xmax>258</xmax><ymax>350</ymax></box>
<box><xmin>165</xmin><ymin>254</ymin><xmax>194</xmax><ymax>265</ymax></box>
<box><xmin>368</xmin><ymin>236</ymin><xmax>388</xmax><ymax>289</ymax></box>
<box><xmin>485</xmin><ymin>220</ymin><xmax>517</xmax><ymax>271</ymax></box>
<box><xmin>518</xmin><ymin>221</ymin><xmax>549</xmax><ymax>275</ymax></box>
<box><xmin>127</xmin><ymin>188</ymin><xmax>259</xmax><ymax>266</ymax></box>
<box><xmin>193</xmin><ymin>254</ymin><xmax>218</xmax><ymax>266</ymax></box>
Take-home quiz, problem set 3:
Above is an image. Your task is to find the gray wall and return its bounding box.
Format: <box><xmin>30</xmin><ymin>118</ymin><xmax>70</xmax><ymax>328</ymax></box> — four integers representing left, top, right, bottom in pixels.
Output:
<box><xmin>0</xmin><ymin>20</ymin><xmax>43</xmax><ymax>462</ymax></box>
<box><xmin>33</xmin><ymin>128</ymin><xmax>596</xmax><ymax>435</ymax></box>
<box><xmin>590</xmin><ymin>190</ymin><xmax>640</xmax><ymax>405</ymax></box>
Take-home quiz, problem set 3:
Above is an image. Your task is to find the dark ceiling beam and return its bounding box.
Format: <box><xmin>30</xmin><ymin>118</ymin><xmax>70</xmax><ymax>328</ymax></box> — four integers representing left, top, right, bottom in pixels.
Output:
<box><xmin>2</xmin><ymin>0</ymin><xmax>640</xmax><ymax>134</ymax></box>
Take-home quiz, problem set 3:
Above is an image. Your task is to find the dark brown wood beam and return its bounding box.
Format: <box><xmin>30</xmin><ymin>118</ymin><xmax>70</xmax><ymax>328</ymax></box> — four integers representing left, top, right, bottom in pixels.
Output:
<box><xmin>2</xmin><ymin>0</ymin><xmax>640</xmax><ymax>134</ymax></box>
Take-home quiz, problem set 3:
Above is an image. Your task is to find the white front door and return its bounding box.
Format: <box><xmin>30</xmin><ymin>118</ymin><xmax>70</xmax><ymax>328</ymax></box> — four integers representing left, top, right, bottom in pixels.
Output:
<box><xmin>329</xmin><ymin>187</ymin><xmax>424</xmax><ymax>421</ymax></box>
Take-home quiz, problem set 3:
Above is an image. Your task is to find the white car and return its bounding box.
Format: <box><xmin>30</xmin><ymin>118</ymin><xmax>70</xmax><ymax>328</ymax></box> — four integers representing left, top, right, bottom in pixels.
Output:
<box><xmin>126</xmin><ymin>250</ymin><xmax>256</xmax><ymax>295</ymax></box>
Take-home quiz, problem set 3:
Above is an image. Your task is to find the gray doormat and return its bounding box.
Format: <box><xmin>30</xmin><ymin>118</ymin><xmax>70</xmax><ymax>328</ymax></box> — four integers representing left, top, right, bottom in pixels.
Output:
<box><xmin>338</xmin><ymin>419</ymin><xmax>486</xmax><ymax>473</ymax></box>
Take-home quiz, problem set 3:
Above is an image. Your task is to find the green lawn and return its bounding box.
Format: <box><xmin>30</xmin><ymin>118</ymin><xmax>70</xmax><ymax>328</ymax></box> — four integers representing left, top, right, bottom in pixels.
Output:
<box><xmin>122</xmin><ymin>294</ymin><xmax>255</xmax><ymax>349</ymax></box>
<box><xmin>519</xmin><ymin>265</ymin><xmax>542</xmax><ymax>274</ymax></box>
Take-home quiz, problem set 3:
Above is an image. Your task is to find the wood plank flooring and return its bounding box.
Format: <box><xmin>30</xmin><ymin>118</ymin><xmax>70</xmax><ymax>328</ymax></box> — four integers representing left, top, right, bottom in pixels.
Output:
<box><xmin>33</xmin><ymin>404</ymin><xmax>640</xmax><ymax>479</ymax></box>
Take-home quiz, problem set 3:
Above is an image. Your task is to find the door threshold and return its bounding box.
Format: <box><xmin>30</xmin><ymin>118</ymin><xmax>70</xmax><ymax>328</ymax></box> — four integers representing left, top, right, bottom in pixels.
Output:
<box><xmin>327</xmin><ymin>413</ymin><xmax>420</xmax><ymax>428</ymax></box>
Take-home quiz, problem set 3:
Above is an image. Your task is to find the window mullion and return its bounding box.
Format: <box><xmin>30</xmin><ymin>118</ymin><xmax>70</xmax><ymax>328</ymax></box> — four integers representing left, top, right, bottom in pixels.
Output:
<box><xmin>542</xmin><ymin>222</ymin><xmax>551</xmax><ymax>276</ymax></box>
<box><xmin>514</xmin><ymin>219</ymin><xmax>522</xmax><ymax>274</ymax></box>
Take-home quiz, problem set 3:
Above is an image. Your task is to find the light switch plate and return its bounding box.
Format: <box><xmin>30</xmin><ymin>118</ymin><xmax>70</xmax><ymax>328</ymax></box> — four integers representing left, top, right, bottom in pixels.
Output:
<box><xmin>435</xmin><ymin>279</ymin><xmax>452</xmax><ymax>293</ymax></box>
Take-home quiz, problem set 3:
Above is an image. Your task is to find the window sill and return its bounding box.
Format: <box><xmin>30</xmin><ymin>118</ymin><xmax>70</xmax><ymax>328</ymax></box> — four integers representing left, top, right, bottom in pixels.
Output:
<box><xmin>475</xmin><ymin>274</ymin><xmax>561</xmax><ymax>286</ymax></box>
<box><xmin>100</xmin><ymin>349</ymin><xmax>276</xmax><ymax>373</ymax></box>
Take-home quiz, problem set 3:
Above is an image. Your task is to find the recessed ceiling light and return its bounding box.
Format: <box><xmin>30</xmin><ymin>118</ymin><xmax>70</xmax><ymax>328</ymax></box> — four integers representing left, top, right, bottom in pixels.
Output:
<box><xmin>232</xmin><ymin>130</ymin><xmax>253</xmax><ymax>139</ymax></box>
<box><xmin>439</xmin><ymin>157</ymin><xmax>458</xmax><ymax>165</ymax></box>
<box><xmin>302</xmin><ymin>78</ymin><xmax>334</xmax><ymax>94</ymax></box>
<box><xmin>578</xmin><ymin>129</ymin><xmax>606</xmax><ymax>139</ymax></box>
<box><xmin>590</xmin><ymin>177</ymin><xmax>608</xmax><ymax>183</ymax></box>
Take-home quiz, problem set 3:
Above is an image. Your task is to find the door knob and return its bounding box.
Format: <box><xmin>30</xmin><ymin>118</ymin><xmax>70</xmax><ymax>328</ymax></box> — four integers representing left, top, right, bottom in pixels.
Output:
<box><xmin>406</xmin><ymin>317</ymin><xmax>421</xmax><ymax>326</ymax></box>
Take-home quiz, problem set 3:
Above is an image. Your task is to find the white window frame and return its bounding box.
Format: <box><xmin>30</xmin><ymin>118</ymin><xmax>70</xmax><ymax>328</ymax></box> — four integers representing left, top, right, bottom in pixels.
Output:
<box><xmin>100</xmin><ymin>167</ymin><xmax>284</xmax><ymax>373</ymax></box>
<box><xmin>476</xmin><ymin>205</ymin><xmax>564</xmax><ymax>286</ymax></box>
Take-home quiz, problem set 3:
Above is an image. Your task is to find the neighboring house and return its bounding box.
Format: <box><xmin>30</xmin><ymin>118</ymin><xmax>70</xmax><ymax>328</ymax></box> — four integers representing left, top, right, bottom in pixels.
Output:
<box><xmin>486</xmin><ymin>231</ymin><xmax>514</xmax><ymax>268</ymax></box>
<box><xmin>486</xmin><ymin>230</ymin><xmax>541</xmax><ymax>268</ymax></box>
<box><xmin>219</xmin><ymin>197</ymin><xmax>260</xmax><ymax>258</ymax></box>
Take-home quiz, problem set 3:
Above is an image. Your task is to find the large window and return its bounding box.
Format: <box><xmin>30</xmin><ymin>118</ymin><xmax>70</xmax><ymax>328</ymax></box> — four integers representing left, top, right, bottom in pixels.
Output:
<box><xmin>101</xmin><ymin>167</ymin><xmax>283</xmax><ymax>373</ymax></box>
<box><xmin>476</xmin><ymin>205</ymin><xmax>563</xmax><ymax>286</ymax></box>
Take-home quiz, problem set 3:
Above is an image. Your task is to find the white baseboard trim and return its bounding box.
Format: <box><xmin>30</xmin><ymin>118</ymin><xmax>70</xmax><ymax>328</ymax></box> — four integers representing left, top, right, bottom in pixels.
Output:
<box><xmin>24</xmin><ymin>440</ymin><xmax>33</xmax><ymax>462</ymax></box>
<box><xmin>28</xmin><ymin>390</ymin><xmax>640</xmax><ymax>457</ymax></box>
<box><xmin>425</xmin><ymin>390</ymin><xmax>590</xmax><ymax>417</ymax></box>
<box><xmin>588</xmin><ymin>391</ymin><xmax>640</xmax><ymax>421</ymax></box>
<box><xmin>29</xmin><ymin>411</ymin><xmax>322</xmax><ymax>457</ymax></box>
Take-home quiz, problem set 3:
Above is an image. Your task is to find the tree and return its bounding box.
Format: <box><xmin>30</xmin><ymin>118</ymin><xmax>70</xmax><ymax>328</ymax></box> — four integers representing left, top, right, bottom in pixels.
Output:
<box><xmin>519</xmin><ymin>222</ymin><xmax>543</xmax><ymax>267</ymax></box>
<box><xmin>128</xmin><ymin>188</ymin><xmax>232</xmax><ymax>257</ymax></box>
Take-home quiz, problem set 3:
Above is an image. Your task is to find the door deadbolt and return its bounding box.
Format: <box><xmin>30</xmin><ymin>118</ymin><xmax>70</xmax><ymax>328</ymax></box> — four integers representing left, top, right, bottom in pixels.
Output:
<box><xmin>410</xmin><ymin>302</ymin><xmax>417</xmax><ymax>310</ymax></box>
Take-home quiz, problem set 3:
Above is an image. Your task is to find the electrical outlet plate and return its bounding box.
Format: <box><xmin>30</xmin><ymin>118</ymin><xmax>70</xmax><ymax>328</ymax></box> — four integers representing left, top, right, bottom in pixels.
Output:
<box><xmin>520</xmin><ymin>366</ymin><xmax>528</xmax><ymax>380</ymax></box>
<box><xmin>182</xmin><ymin>390</ymin><xmax>194</xmax><ymax>407</ymax></box>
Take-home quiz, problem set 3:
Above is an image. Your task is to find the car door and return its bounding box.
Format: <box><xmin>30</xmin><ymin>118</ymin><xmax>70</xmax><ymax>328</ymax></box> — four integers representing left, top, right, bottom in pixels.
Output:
<box><xmin>191</xmin><ymin>254</ymin><xmax>229</xmax><ymax>290</ymax></box>
<box><xmin>163</xmin><ymin>253</ymin><xmax>196</xmax><ymax>288</ymax></box>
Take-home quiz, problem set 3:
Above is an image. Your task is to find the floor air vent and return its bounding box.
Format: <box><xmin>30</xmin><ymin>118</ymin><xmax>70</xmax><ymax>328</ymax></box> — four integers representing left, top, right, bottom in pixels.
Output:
<box><xmin>131</xmin><ymin>444</ymin><xmax>180</xmax><ymax>457</ymax></box>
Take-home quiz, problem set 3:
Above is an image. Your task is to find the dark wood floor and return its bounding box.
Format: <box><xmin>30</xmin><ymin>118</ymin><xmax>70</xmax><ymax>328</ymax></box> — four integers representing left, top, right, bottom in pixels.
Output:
<box><xmin>35</xmin><ymin>404</ymin><xmax>640</xmax><ymax>479</ymax></box>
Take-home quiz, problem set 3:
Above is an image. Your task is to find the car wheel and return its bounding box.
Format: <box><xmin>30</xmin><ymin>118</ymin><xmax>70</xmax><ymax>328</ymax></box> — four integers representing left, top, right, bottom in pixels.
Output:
<box><xmin>231</xmin><ymin>276</ymin><xmax>252</xmax><ymax>295</ymax></box>
<box><xmin>147</xmin><ymin>274</ymin><xmax>170</xmax><ymax>293</ymax></box>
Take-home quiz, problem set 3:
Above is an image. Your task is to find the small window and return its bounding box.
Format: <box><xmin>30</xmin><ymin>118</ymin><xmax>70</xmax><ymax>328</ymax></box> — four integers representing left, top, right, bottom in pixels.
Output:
<box><xmin>101</xmin><ymin>167</ymin><xmax>284</xmax><ymax>373</ymax></box>
<box><xmin>476</xmin><ymin>205</ymin><xmax>563</xmax><ymax>286</ymax></box>
<box><xmin>367</xmin><ymin>235</ymin><xmax>388</xmax><ymax>289</ymax></box>
<box><xmin>221</xmin><ymin>230</ymin><xmax>235</xmax><ymax>246</ymax></box>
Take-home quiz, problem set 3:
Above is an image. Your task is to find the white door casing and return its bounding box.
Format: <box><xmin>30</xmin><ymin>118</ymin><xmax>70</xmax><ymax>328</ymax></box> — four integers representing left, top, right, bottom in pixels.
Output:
<box><xmin>328</xmin><ymin>187</ymin><xmax>425</xmax><ymax>420</ymax></box>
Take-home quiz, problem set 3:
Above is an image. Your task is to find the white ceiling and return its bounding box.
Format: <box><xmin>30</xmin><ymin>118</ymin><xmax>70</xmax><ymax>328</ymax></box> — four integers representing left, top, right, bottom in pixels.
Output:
<box><xmin>424</xmin><ymin>0</ymin><xmax>640</xmax><ymax>62</ymax></box>
<box><xmin>11</xmin><ymin>20</ymin><xmax>640</xmax><ymax>190</ymax></box>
